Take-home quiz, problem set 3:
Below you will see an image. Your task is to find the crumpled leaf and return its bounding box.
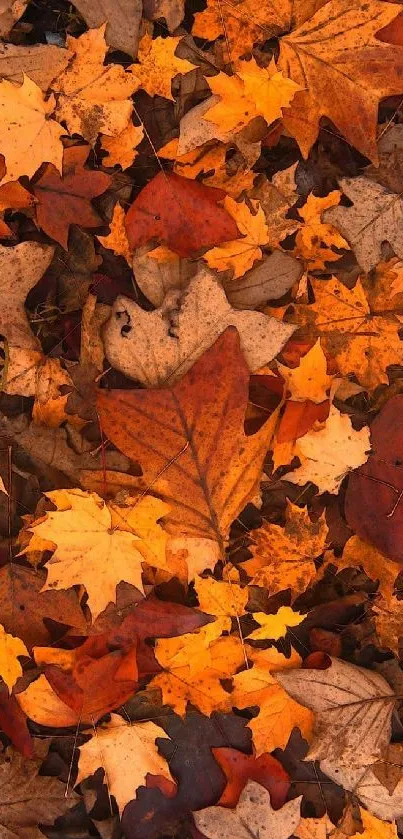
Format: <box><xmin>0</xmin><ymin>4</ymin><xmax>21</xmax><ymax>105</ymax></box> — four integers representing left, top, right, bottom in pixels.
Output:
<box><xmin>33</xmin><ymin>143</ymin><xmax>111</xmax><ymax>249</ymax></box>
<box><xmin>324</xmin><ymin>177</ymin><xmax>403</xmax><ymax>272</ymax></box>
<box><xmin>97</xmin><ymin>328</ymin><xmax>279</xmax><ymax>546</ymax></box>
<box><xmin>0</xmin><ymin>746</ymin><xmax>78</xmax><ymax>838</ymax></box>
<box><xmin>125</xmin><ymin>171</ymin><xmax>241</xmax><ymax>257</ymax></box>
<box><xmin>213</xmin><ymin>747</ymin><xmax>290</xmax><ymax>809</ymax></box>
<box><xmin>0</xmin><ymin>75</ymin><xmax>64</xmax><ymax>183</ymax></box>
<box><xmin>77</xmin><ymin>714</ymin><xmax>174</xmax><ymax>813</ymax></box>
<box><xmin>194</xmin><ymin>779</ymin><xmax>302</xmax><ymax>839</ymax></box>
<box><xmin>276</xmin><ymin>657</ymin><xmax>396</xmax><ymax>789</ymax></box>
<box><xmin>284</xmin><ymin>405</ymin><xmax>370</xmax><ymax>494</ymax></box>
<box><xmin>103</xmin><ymin>268</ymin><xmax>295</xmax><ymax>386</ymax></box>
<box><xmin>52</xmin><ymin>25</ymin><xmax>138</xmax><ymax>144</ymax></box>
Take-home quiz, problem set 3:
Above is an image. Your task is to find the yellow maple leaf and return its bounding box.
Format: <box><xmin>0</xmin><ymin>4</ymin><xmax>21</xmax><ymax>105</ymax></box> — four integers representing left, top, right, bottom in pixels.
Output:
<box><xmin>243</xmin><ymin>502</ymin><xmax>328</xmax><ymax>599</ymax></box>
<box><xmin>0</xmin><ymin>75</ymin><xmax>64</xmax><ymax>183</ymax></box>
<box><xmin>0</xmin><ymin>625</ymin><xmax>28</xmax><ymax>692</ymax></box>
<box><xmin>351</xmin><ymin>809</ymin><xmax>398</xmax><ymax>839</ymax></box>
<box><xmin>26</xmin><ymin>488</ymin><xmax>170</xmax><ymax>619</ymax></box>
<box><xmin>247</xmin><ymin>606</ymin><xmax>305</xmax><ymax>641</ymax></box>
<box><xmin>278</xmin><ymin>339</ymin><xmax>332</xmax><ymax>403</ymax></box>
<box><xmin>101</xmin><ymin>122</ymin><xmax>144</xmax><ymax>169</ymax></box>
<box><xmin>17</xmin><ymin>673</ymin><xmax>79</xmax><ymax>727</ymax></box>
<box><xmin>53</xmin><ymin>25</ymin><xmax>138</xmax><ymax>143</ymax></box>
<box><xmin>193</xmin><ymin>0</ymin><xmax>264</xmax><ymax>63</ymax></box>
<box><xmin>152</xmin><ymin>621</ymin><xmax>245</xmax><ymax>715</ymax></box>
<box><xmin>131</xmin><ymin>34</ymin><xmax>194</xmax><ymax>101</ymax></box>
<box><xmin>97</xmin><ymin>204</ymin><xmax>131</xmax><ymax>264</ymax></box>
<box><xmin>205</xmin><ymin>59</ymin><xmax>299</xmax><ymax>134</ymax></box>
<box><xmin>295</xmin><ymin>192</ymin><xmax>350</xmax><ymax>270</ymax></box>
<box><xmin>77</xmin><ymin>714</ymin><xmax>174</xmax><ymax>813</ymax></box>
<box><xmin>232</xmin><ymin>650</ymin><xmax>314</xmax><ymax>754</ymax></box>
<box><xmin>195</xmin><ymin>576</ymin><xmax>248</xmax><ymax>620</ymax></box>
<box><xmin>204</xmin><ymin>197</ymin><xmax>269</xmax><ymax>278</ymax></box>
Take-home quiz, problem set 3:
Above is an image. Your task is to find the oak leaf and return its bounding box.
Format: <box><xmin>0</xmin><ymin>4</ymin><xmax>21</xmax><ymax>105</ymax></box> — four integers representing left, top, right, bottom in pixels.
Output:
<box><xmin>103</xmin><ymin>268</ymin><xmax>295</xmax><ymax>386</ymax></box>
<box><xmin>131</xmin><ymin>34</ymin><xmax>194</xmax><ymax>101</ymax></box>
<box><xmin>243</xmin><ymin>502</ymin><xmax>328</xmax><ymax>599</ymax></box>
<box><xmin>32</xmin><ymin>144</ymin><xmax>111</xmax><ymax>249</ymax></box>
<box><xmin>125</xmin><ymin>171</ymin><xmax>241</xmax><ymax>257</ymax></box>
<box><xmin>212</xmin><ymin>747</ymin><xmax>290</xmax><ymax>809</ymax></box>
<box><xmin>283</xmin><ymin>405</ymin><xmax>370</xmax><ymax>494</ymax></box>
<box><xmin>52</xmin><ymin>25</ymin><xmax>138</xmax><ymax>144</ymax></box>
<box><xmin>0</xmin><ymin>75</ymin><xmax>64</xmax><ymax>183</ymax></box>
<box><xmin>77</xmin><ymin>714</ymin><xmax>174</xmax><ymax>813</ymax></box>
<box><xmin>194</xmin><ymin>780</ymin><xmax>302</xmax><ymax>839</ymax></box>
<box><xmin>97</xmin><ymin>328</ymin><xmax>279</xmax><ymax>549</ymax></box>
<box><xmin>27</xmin><ymin>488</ymin><xmax>171</xmax><ymax>619</ymax></box>
<box><xmin>204</xmin><ymin>197</ymin><xmax>270</xmax><ymax>279</ymax></box>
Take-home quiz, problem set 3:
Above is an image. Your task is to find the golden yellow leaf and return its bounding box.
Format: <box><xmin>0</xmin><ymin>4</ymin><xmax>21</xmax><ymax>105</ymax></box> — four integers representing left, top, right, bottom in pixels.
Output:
<box><xmin>247</xmin><ymin>606</ymin><xmax>305</xmax><ymax>641</ymax></box>
<box><xmin>278</xmin><ymin>340</ymin><xmax>332</xmax><ymax>403</ymax></box>
<box><xmin>0</xmin><ymin>75</ymin><xmax>64</xmax><ymax>183</ymax></box>
<box><xmin>0</xmin><ymin>625</ymin><xmax>28</xmax><ymax>692</ymax></box>
<box><xmin>193</xmin><ymin>0</ymin><xmax>263</xmax><ymax>63</ymax></box>
<box><xmin>17</xmin><ymin>673</ymin><xmax>83</xmax><ymax>727</ymax></box>
<box><xmin>27</xmin><ymin>488</ymin><xmax>170</xmax><ymax>619</ymax></box>
<box><xmin>351</xmin><ymin>809</ymin><xmax>398</xmax><ymax>839</ymax></box>
<box><xmin>131</xmin><ymin>34</ymin><xmax>194</xmax><ymax>101</ymax></box>
<box><xmin>77</xmin><ymin>714</ymin><xmax>174</xmax><ymax>813</ymax></box>
<box><xmin>204</xmin><ymin>197</ymin><xmax>269</xmax><ymax>279</ymax></box>
<box><xmin>32</xmin><ymin>358</ymin><xmax>74</xmax><ymax>428</ymax></box>
<box><xmin>243</xmin><ymin>502</ymin><xmax>328</xmax><ymax>598</ymax></box>
<box><xmin>295</xmin><ymin>192</ymin><xmax>349</xmax><ymax>270</ymax></box>
<box><xmin>53</xmin><ymin>25</ymin><xmax>138</xmax><ymax>143</ymax></box>
<box><xmin>101</xmin><ymin>122</ymin><xmax>144</xmax><ymax>169</ymax></box>
<box><xmin>294</xmin><ymin>816</ymin><xmax>335</xmax><ymax>839</ymax></box>
<box><xmin>152</xmin><ymin>621</ymin><xmax>245</xmax><ymax>715</ymax></box>
<box><xmin>232</xmin><ymin>655</ymin><xmax>314</xmax><ymax>754</ymax></box>
<box><xmin>205</xmin><ymin>59</ymin><xmax>300</xmax><ymax>134</ymax></box>
<box><xmin>194</xmin><ymin>576</ymin><xmax>248</xmax><ymax>620</ymax></box>
<box><xmin>97</xmin><ymin>204</ymin><xmax>131</xmax><ymax>264</ymax></box>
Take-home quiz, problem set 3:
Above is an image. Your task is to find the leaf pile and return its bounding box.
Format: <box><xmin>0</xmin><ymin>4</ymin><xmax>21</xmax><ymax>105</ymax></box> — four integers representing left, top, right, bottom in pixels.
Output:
<box><xmin>0</xmin><ymin>1</ymin><xmax>402</xmax><ymax>838</ymax></box>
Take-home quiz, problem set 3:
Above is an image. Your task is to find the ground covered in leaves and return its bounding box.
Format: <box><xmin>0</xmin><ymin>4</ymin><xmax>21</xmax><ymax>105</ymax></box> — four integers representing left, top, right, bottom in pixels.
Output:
<box><xmin>1</xmin><ymin>0</ymin><xmax>403</xmax><ymax>837</ymax></box>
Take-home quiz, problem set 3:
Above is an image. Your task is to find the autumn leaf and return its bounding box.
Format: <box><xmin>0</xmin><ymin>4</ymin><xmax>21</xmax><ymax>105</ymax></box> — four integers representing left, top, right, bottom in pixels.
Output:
<box><xmin>204</xmin><ymin>198</ymin><xmax>270</xmax><ymax>279</ymax></box>
<box><xmin>131</xmin><ymin>34</ymin><xmax>194</xmax><ymax>100</ymax></box>
<box><xmin>33</xmin><ymin>144</ymin><xmax>111</xmax><ymax>249</ymax></box>
<box><xmin>194</xmin><ymin>780</ymin><xmax>302</xmax><ymax>839</ymax></box>
<box><xmin>294</xmin><ymin>192</ymin><xmax>350</xmax><ymax>270</ymax></box>
<box><xmin>52</xmin><ymin>25</ymin><xmax>138</xmax><ymax>143</ymax></box>
<box><xmin>0</xmin><ymin>626</ymin><xmax>28</xmax><ymax>692</ymax></box>
<box><xmin>27</xmin><ymin>488</ymin><xmax>171</xmax><ymax>619</ymax></box>
<box><xmin>102</xmin><ymin>268</ymin><xmax>295</xmax><ymax>386</ymax></box>
<box><xmin>277</xmin><ymin>340</ymin><xmax>332</xmax><ymax>404</ymax></box>
<box><xmin>212</xmin><ymin>747</ymin><xmax>290</xmax><ymax>809</ymax></box>
<box><xmin>125</xmin><ymin>171</ymin><xmax>241</xmax><ymax>257</ymax></box>
<box><xmin>243</xmin><ymin>502</ymin><xmax>328</xmax><ymax>599</ymax></box>
<box><xmin>77</xmin><ymin>714</ymin><xmax>175</xmax><ymax>813</ymax></box>
<box><xmin>101</xmin><ymin>121</ymin><xmax>144</xmax><ymax>169</ymax></box>
<box><xmin>97</xmin><ymin>329</ymin><xmax>279</xmax><ymax>550</ymax></box>
<box><xmin>246</xmin><ymin>606</ymin><xmax>305</xmax><ymax>641</ymax></box>
<box><xmin>0</xmin><ymin>75</ymin><xmax>64</xmax><ymax>182</ymax></box>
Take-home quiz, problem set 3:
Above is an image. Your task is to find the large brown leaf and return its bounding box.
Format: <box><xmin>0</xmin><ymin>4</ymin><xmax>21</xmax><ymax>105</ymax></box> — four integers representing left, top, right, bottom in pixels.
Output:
<box><xmin>97</xmin><ymin>328</ymin><xmax>278</xmax><ymax>551</ymax></box>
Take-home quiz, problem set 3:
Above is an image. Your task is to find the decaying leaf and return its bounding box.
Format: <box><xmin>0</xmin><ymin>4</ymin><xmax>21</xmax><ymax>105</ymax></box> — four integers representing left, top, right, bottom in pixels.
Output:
<box><xmin>70</xmin><ymin>0</ymin><xmax>142</xmax><ymax>57</ymax></box>
<box><xmin>103</xmin><ymin>268</ymin><xmax>295</xmax><ymax>386</ymax></box>
<box><xmin>194</xmin><ymin>780</ymin><xmax>302</xmax><ymax>839</ymax></box>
